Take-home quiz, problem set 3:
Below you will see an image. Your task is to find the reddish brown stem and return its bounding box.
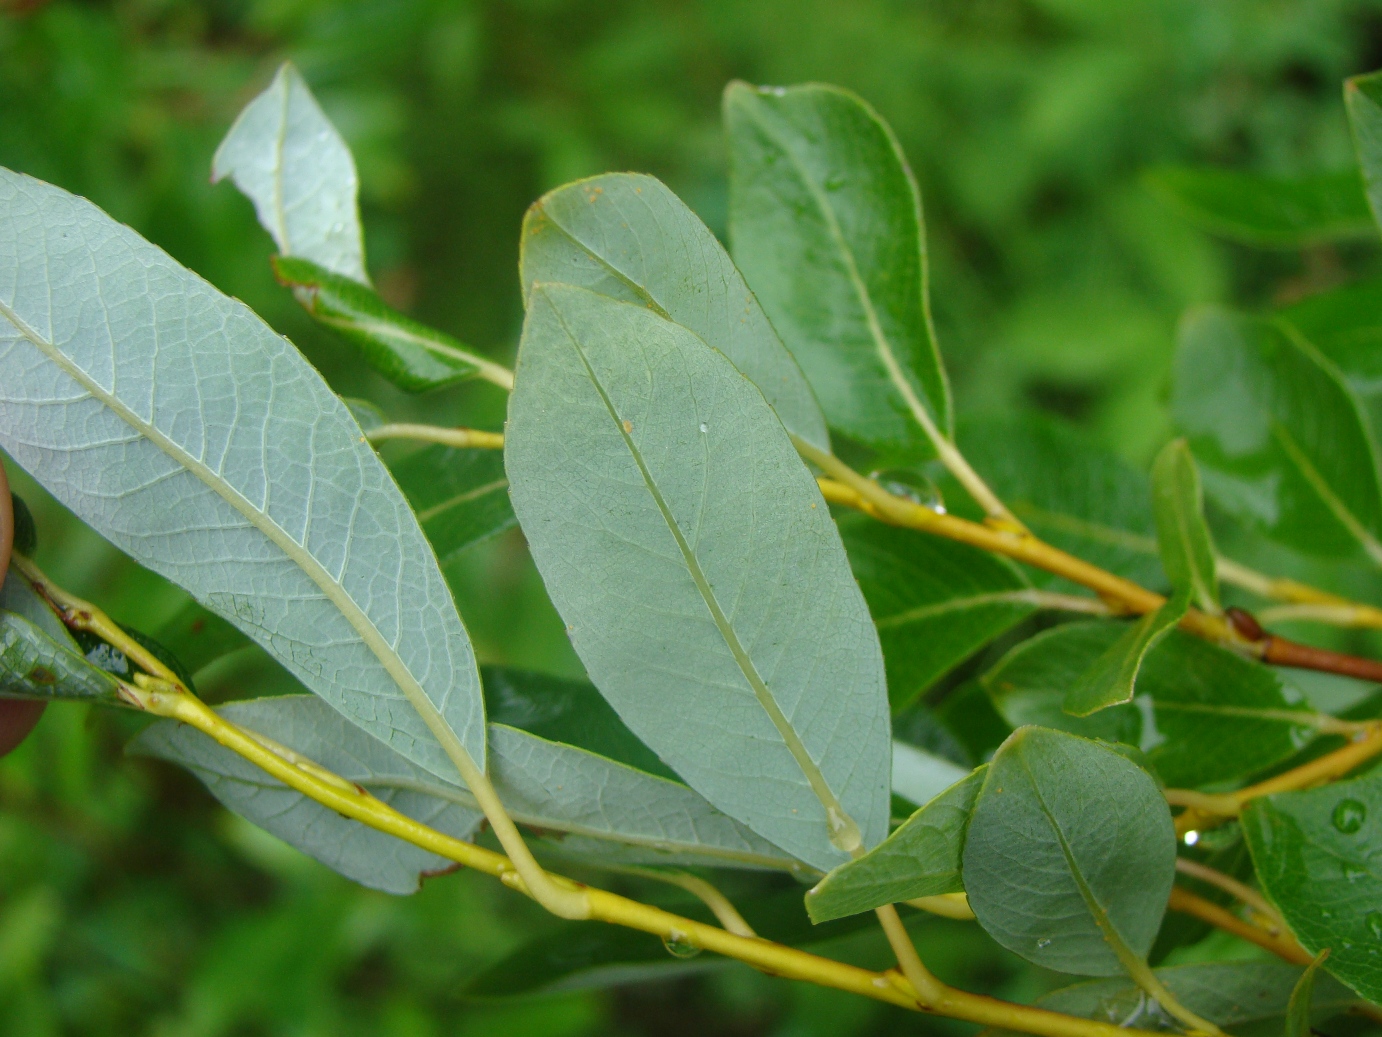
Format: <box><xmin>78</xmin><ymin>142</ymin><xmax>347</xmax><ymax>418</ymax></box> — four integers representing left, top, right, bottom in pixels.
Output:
<box><xmin>1261</xmin><ymin>635</ymin><xmax>1382</xmax><ymax>682</ymax></box>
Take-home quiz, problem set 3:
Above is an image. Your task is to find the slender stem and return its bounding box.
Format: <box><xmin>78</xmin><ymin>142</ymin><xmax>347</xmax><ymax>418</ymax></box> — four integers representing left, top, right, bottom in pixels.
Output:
<box><xmin>613</xmin><ymin>866</ymin><xmax>756</xmax><ymax>937</ymax></box>
<box><xmin>905</xmin><ymin>893</ymin><xmax>975</xmax><ymax>920</ymax></box>
<box><xmin>365</xmin><ymin>424</ymin><xmax>504</xmax><ymax>450</ymax></box>
<box><xmin>810</xmin><ymin>458</ymin><xmax>1382</xmax><ymax>683</ymax></box>
<box><xmin>875</xmin><ymin>903</ymin><xmax>945</xmax><ymax>1006</ymax></box>
<box><xmin>1122</xmin><ymin>954</ymin><xmax>1225</xmax><ymax>1036</ymax></box>
<box><xmin>117</xmin><ymin>679</ymin><xmax>1173</xmax><ymax>1037</ymax></box>
<box><xmin>1166</xmin><ymin>887</ymin><xmax>1313</xmax><ymax>965</ymax></box>
<box><xmin>1169</xmin><ymin>724</ymin><xmax>1382</xmax><ymax>836</ymax></box>
<box><xmin>1174</xmin><ymin>858</ymin><xmax>1282</xmax><ymax>929</ymax></box>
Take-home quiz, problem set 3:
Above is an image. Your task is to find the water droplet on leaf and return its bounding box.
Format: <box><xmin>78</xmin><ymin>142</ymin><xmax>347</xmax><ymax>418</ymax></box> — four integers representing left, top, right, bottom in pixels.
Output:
<box><xmin>868</xmin><ymin>467</ymin><xmax>945</xmax><ymax>512</ymax></box>
<box><xmin>1333</xmin><ymin>799</ymin><xmax>1366</xmax><ymax>834</ymax></box>
<box><xmin>662</xmin><ymin>930</ymin><xmax>702</xmax><ymax>959</ymax></box>
<box><xmin>1367</xmin><ymin>911</ymin><xmax>1382</xmax><ymax>940</ymax></box>
<box><xmin>826</xmin><ymin>805</ymin><xmax>862</xmax><ymax>853</ymax></box>
<box><xmin>825</xmin><ymin>174</ymin><xmax>846</xmax><ymax>190</ymax></box>
<box><xmin>699</xmin><ymin>422</ymin><xmax>708</xmax><ymax>434</ymax></box>
<box><xmin>1036</xmin><ymin>938</ymin><xmax>1051</xmax><ymax>949</ymax></box>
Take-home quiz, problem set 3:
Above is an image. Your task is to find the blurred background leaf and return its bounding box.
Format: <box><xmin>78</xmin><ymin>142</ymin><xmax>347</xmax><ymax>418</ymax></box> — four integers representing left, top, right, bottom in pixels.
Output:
<box><xmin>6</xmin><ymin>0</ymin><xmax>1382</xmax><ymax>1033</ymax></box>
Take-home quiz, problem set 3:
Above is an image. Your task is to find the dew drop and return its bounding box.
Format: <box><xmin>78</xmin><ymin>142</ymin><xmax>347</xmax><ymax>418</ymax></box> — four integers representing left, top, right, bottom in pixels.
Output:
<box><xmin>1345</xmin><ymin>867</ymin><xmax>1367</xmax><ymax>883</ymax></box>
<box><xmin>868</xmin><ymin>467</ymin><xmax>945</xmax><ymax>512</ymax></box>
<box><xmin>662</xmin><ymin>930</ymin><xmax>702</xmax><ymax>959</ymax></box>
<box><xmin>1367</xmin><ymin>911</ymin><xmax>1382</xmax><ymax>940</ymax></box>
<box><xmin>825</xmin><ymin>174</ymin><xmax>847</xmax><ymax>190</ymax></box>
<box><xmin>1036</xmin><ymin>938</ymin><xmax>1052</xmax><ymax>949</ymax></box>
<box><xmin>699</xmin><ymin>422</ymin><xmax>708</xmax><ymax>434</ymax></box>
<box><xmin>826</xmin><ymin>806</ymin><xmax>862</xmax><ymax>853</ymax></box>
<box><xmin>1333</xmin><ymin>799</ymin><xmax>1366</xmax><ymax>834</ymax></box>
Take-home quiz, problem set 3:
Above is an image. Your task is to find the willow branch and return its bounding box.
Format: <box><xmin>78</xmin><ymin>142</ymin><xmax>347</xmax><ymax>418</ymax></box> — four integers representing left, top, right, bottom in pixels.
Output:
<box><xmin>365</xmin><ymin>424</ymin><xmax>504</xmax><ymax>450</ymax></box>
<box><xmin>1166</xmin><ymin>887</ymin><xmax>1312</xmax><ymax>965</ymax></box>
<box><xmin>1174</xmin><ymin>858</ymin><xmax>1282</xmax><ymax>929</ymax></box>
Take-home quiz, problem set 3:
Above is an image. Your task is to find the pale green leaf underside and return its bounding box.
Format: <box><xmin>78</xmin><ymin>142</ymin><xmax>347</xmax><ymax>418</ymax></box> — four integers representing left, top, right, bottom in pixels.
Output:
<box><xmin>506</xmin><ymin>283</ymin><xmax>890</xmax><ymax>871</ymax></box>
<box><xmin>963</xmin><ymin>727</ymin><xmax>1175</xmax><ymax>977</ymax></box>
<box><xmin>725</xmin><ymin>81</ymin><xmax>951</xmax><ymax>453</ymax></box>
<box><xmin>806</xmin><ymin>764</ymin><xmax>983</xmax><ymax>923</ymax></box>
<box><xmin>0</xmin><ymin>168</ymin><xmax>485</xmax><ymax>782</ymax></box>
<box><xmin>212</xmin><ymin>62</ymin><xmax>368</xmax><ymax>284</ymax></box>
<box><xmin>890</xmin><ymin>739</ymin><xmax>971</xmax><ymax>808</ymax></box>
<box><xmin>135</xmin><ymin>695</ymin><xmax>796</xmax><ymax>891</ymax></box>
<box><xmin>520</xmin><ymin>172</ymin><xmax>828</xmax><ymax>451</ymax></box>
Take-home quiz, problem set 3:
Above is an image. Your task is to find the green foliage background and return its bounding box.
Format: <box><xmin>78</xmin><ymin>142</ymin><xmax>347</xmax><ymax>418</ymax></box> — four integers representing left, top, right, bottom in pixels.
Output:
<box><xmin>3</xmin><ymin>1</ymin><xmax>1382</xmax><ymax>1033</ymax></box>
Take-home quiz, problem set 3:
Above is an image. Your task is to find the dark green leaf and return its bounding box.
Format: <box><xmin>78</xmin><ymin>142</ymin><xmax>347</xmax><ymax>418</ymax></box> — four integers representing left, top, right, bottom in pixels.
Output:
<box><xmin>1145</xmin><ymin>166</ymin><xmax>1373</xmax><ymax>247</ymax></box>
<box><xmin>520</xmin><ymin>172</ymin><xmax>828</xmax><ymax>450</ymax></box>
<box><xmin>1243</xmin><ymin>768</ymin><xmax>1382</xmax><ymax>1001</ymax></box>
<box><xmin>840</xmin><ymin>514</ymin><xmax>1035</xmax><ymax>711</ymax></box>
<box><xmin>990</xmin><ymin>961</ymin><xmax>1359</xmax><ymax>1036</ymax></box>
<box><xmin>72</xmin><ymin>626</ymin><xmax>199</xmax><ymax>694</ymax></box>
<box><xmin>725</xmin><ymin>81</ymin><xmax>950</xmax><ymax>454</ymax></box>
<box><xmin>1063</xmin><ymin>591</ymin><xmax>1189</xmax><ymax>718</ymax></box>
<box><xmin>1286</xmin><ymin>952</ymin><xmax>1329</xmax><ymax>1037</ymax></box>
<box><xmin>272</xmin><ymin>256</ymin><xmax>500</xmax><ymax>393</ymax></box>
<box><xmin>805</xmin><ymin>766</ymin><xmax>983</xmax><ymax>923</ymax></box>
<box><xmin>1175</xmin><ymin>307</ymin><xmax>1382</xmax><ymax>563</ymax></box>
<box><xmin>506</xmin><ymin>283</ymin><xmax>890</xmax><ymax>871</ymax></box>
<box><xmin>1151</xmin><ymin>439</ymin><xmax>1219</xmax><ymax>613</ymax></box>
<box><xmin>391</xmin><ymin>445</ymin><xmax>515</xmax><ymax>562</ymax></box>
<box><xmin>1346</xmin><ymin>70</ymin><xmax>1382</xmax><ymax>237</ymax></box>
<box><xmin>985</xmin><ymin>624</ymin><xmax>1315</xmax><ymax>788</ymax></box>
<box><xmin>962</xmin><ymin>727</ymin><xmax>1175</xmax><ymax>977</ymax></box>
<box><xmin>954</xmin><ymin>414</ymin><xmax>1164</xmax><ymax>589</ymax></box>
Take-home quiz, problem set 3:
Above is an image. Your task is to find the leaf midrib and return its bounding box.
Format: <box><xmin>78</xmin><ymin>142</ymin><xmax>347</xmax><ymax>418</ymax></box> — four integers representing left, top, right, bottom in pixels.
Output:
<box><xmin>0</xmin><ymin>295</ymin><xmax>478</xmax><ymax>777</ymax></box>
<box><xmin>545</xmin><ymin>296</ymin><xmax>856</xmax><ymax>847</ymax></box>
<box><xmin>738</xmin><ymin>96</ymin><xmax>946</xmax><ymax>444</ymax></box>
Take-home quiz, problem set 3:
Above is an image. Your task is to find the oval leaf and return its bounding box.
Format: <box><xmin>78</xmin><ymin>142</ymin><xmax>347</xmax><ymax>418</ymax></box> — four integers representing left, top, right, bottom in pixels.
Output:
<box><xmin>806</xmin><ymin>765</ymin><xmax>984</xmax><ymax>923</ymax></box>
<box><xmin>520</xmin><ymin>172</ymin><xmax>827</xmax><ymax>450</ymax></box>
<box><xmin>962</xmin><ymin>726</ymin><xmax>1175</xmax><ymax>977</ymax></box>
<box><xmin>1244</xmin><ymin>769</ymin><xmax>1382</xmax><ymax>1002</ymax></box>
<box><xmin>212</xmin><ymin>62</ymin><xmax>368</xmax><ymax>283</ymax></box>
<box><xmin>725</xmin><ymin>81</ymin><xmax>950</xmax><ymax>453</ymax></box>
<box><xmin>1174</xmin><ymin>307</ymin><xmax>1382</xmax><ymax>563</ymax></box>
<box><xmin>0</xmin><ymin>169</ymin><xmax>485</xmax><ymax>781</ymax></box>
<box><xmin>506</xmin><ymin>283</ymin><xmax>890</xmax><ymax>870</ymax></box>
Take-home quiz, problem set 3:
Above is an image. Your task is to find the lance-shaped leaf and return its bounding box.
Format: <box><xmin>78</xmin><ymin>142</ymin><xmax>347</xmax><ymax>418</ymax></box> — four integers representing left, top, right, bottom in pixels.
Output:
<box><xmin>520</xmin><ymin>172</ymin><xmax>827</xmax><ymax>450</ymax></box>
<box><xmin>953</xmin><ymin>414</ymin><xmax>1165</xmax><ymax>589</ymax></box>
<box><xmin>987</xmin><ymin>962</ymin><xmax>1360</xmax><ymax>1037</ymax></box>
<box><xmin>1347</xmin><ymin>70</ymin><xmax>1382</xmax><ymax>239</ymax></box>
<box><xmin>985</xmin><ymin>624</ymin><xmax>1314</xmax><ymax>788</ymax></box>
<box><xmin>805</xmin><ymin>765</ymin><xmax>983</xmax><ymax>923</ymax></box>
<box><xmin>1174</xmin><ymin>307</ymin><xmax>1382</xmax><ymax>564</ymax></box>
<box><xmin>1244</xmin><ymin>769</ymin><xmax>1382</xmax><ymax>1002</ymax></box>
<box><xmin>391</xmin><ymin>445</ymin><xmax>515</xmax><ymax>562</ymax></box>
<box><xmin>840</xmin><ymin>515</ymin><xmax>1035</xmax><ymax>711</ymax></box>
<box><xmin>1151</xmin><ymin>439</ymin><xmax>1219</xmax><ymax>613</ymax></box>
<box><xmin>0</xmin><ymin>169</ymin><xmax>486</xmax><ymax>782</ymax></box>
<box><xmin>212</xmin><ymin>62</ymin><xmax>368</xmax><ymax>283</ymax></box>
<box><xmin>506</xmin><ymin>283</ymin><xmax>891</xmax><ymax>871</ymax></box>
<box><xmin>1062</xmin><ymin>591</ymin><xmax>1189</xmax><ymax>718</ymax></box>
<box><xmin>1286</xmin><ymin>953</ymin><xmax>1330</xmax><ymax>1037</ymax></box>
<box><xmin>135</xmin><ymin>692</ymin><xmax>797</xmax><ymax>885</ymax></box>
<box><xmin>962</xmin><ymin>727</ymin><xmax>1176</xmax><ymax>977</ymax></box>
<box><xmin>725</xmin><ymin>82</ymin><xmax>951</xmax><ymax>454</ymax></box>
<box><xmin>272</xmin><ymin>256</ymin><xmax>505</xmax><ymax>392</ymax></box>
<box><xmin>1145</xmin><ymin>167</ymin><xmax>1373</xmax><ymax>247</ymax></box>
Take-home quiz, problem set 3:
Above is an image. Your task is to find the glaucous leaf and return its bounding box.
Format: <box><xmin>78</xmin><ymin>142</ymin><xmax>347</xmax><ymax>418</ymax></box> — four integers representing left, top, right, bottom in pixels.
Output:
<box><xmin>954</xmin><ymin>415</ymin><xmax>1165</xmax><ymax>589</ymax></box>
<box><xmin>805</xmin><ymin>766</ymin><xmax>983</xmax><ymax>923</ymax></box>
<box><xmin>137</xmin><ymin>692</ymin><xmax>797</xmax><ymax>883</ymax></box>
<box><xmin>392</xmin><ymin>446</ymin><xmax>515</xmax><ymax>563</ymax></box>
<box><xmin>520</xmin><ymin>172</ymin><xmax>828</xmax><ymax>450</ymax></box>
<box><xmin>212</xmin><ymin>63</ymin><xmax>368</xmax><ymax>283</ymax></box>
<box><xmin>985</xmin><ymin>624</ymin><xmax>1314</xmax><ymax>788</ymax></box>
<box><xmin>1244</xmin><ymin>769</ymin><xmax>1382</xmax><ymax>1001</ymax></box>
<box><xmin>989</xmin><ymin>961</ymin><xmax>1360</xmax><ymax>1037</ymax></box>
<box><xmin>1151</xmin><ymin>439</ymin><xmax>1219</xmax><ymax>613</ymax></box>
<box><xmin>0</xmin><ymin>169</ymin><xmax>486</xmax><ymax>781</ymax></box>
<box><xmin>724</xmin><ymin>82</ymin><xmax>950</xmax><ymax>453</ymax></box>
<box><xmin>839</xmin><ymin>515</ymin><xmax>1035</xmax><ymax>711</ymax></box>
<box><xmin>272</xmin><ymin>256</ymin><xmax>502</xmax><ymax>392</ymax></box>
<box><xmin>1346</xmin><ymin>70</ymin><xmax>1382</xmax><ymax>238</ymax></box>
<box><xmin>890</xmin><ymin>739</ymin><xmax>971</xmax><ymax>808</ymax></box>
<box><xmin>1145</xmin><ymin>167</ymin><xmax>1373</xmax><ymax>247</ymax></box>
<box><xmin>1174</xmin><ymin>307</ymin><xmax>1382</xmax><ymax>564</ymax></box>
<box><xmin>962</xmin><ymin>726</ymin><xmax>1176</xmax><ymax>976</ymax></box>
<box><xmin>1063</xmin><ymin>591</ymin><xmax>1189</xmax><ymax>718</ymax></box>
<box><xmin>0</xmin><ymin>605</ymin><xmax>121</xmax><ymax>701</ymax></box>
<box><xmin>506</xmin><ymin>283</ymin><xmax>891</xmax><ymax>871</ymax></box>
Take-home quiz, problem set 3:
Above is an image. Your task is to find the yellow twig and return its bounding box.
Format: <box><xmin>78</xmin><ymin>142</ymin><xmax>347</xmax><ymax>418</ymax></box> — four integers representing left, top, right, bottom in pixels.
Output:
<box><xmin>365</xmin><ymin>424</ymin><xmax>504</xmax><ymax>450</ymax></box>
<box><xmin>905</xmin><ymin>893</ymin><xmax>975</xmax><ymax>920</ymax></box>
<box><xmin>1174</xmin><ymin>858</ymin><xmax>1282</xmax><ymax>930</ymax></box>
<box><xmin>1166</xmin><ymin>887</ymin><xmax>1313</xmax><ymax>966</ymax></box>
<box><xmin>611</xmin><ymin>866</ymin><xmax>756</xmax><ymax>938</ymax></box>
